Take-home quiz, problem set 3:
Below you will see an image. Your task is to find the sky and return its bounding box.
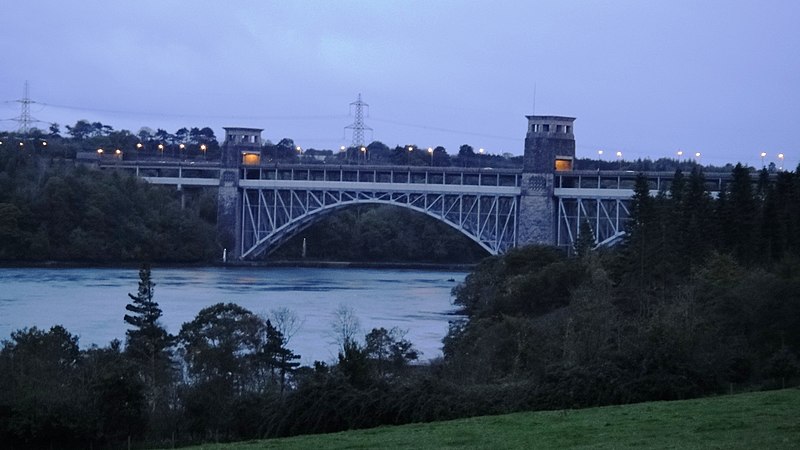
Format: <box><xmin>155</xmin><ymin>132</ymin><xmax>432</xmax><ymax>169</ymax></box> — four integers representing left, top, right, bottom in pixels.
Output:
<box><xmin>1</xmin><ymin>0</ymin><xmax>798</xmax><ymax>168</ymax></box>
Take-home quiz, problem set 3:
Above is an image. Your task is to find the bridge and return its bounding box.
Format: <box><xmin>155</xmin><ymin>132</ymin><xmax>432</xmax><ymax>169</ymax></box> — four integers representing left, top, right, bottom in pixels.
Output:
<box><xmin>98</xmin><ymin>118</ymin><xmax>734</xmax><ymax>260</ymax></box>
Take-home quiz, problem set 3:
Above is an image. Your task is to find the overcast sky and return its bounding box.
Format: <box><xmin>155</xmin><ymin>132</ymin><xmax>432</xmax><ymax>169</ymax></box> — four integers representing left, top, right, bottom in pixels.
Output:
<box><xmin>1</xmin><ymin>1</ymin><xmax>798</xmax><ymax>168</ymax></box>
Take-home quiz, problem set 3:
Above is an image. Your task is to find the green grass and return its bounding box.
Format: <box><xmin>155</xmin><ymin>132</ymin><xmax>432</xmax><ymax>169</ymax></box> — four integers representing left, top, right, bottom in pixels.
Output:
<box><xmin>177</xmin><ymin>388</ymin><xmax>800</xmax><ymax>449</ymax></box>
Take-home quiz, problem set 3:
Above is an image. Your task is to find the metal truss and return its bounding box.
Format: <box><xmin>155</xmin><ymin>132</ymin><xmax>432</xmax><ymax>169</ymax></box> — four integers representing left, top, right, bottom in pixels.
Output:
<box><xmin>240</xmin><ymin>187</ymin><xmax>518</xmax><ymax>259</ymax></box>
<box><xmin>556</xmin><ymin>197</ymin><xmax>631</xmax><ymax>250</ymax></box>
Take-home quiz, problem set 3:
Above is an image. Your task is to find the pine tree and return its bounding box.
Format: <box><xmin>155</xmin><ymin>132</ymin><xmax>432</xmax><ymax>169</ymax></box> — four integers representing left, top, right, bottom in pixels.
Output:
<box><xmin>124</xmin><ymin>264</ymin><xmax>173</xmax><ymax>411</ymax></box>
<box><xmin>573</xmin><ymin>219</ymin><xmax>595</xmax><ymax>259</ymax></box>
<box><xmin>261</xmin><ymin>319</ymin><xmax>300</xmax><ymax>393</ymax></box>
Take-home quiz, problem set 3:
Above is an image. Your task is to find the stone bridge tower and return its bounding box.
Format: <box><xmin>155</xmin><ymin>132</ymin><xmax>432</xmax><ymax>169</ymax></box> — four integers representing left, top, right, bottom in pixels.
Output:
<box><xmin>518</xmin><ymin>115</ymin><xmax>576</xmax><ymax>246</ymax></box>
<box><xmin>217</xmin><ymin>127</ymin><xmax>263</xmax><ymax>259</ymax></box>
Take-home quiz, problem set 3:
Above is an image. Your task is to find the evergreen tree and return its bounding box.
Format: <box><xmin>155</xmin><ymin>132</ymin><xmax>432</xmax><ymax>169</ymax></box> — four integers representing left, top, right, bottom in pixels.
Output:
<box><xmin>124</xmin><ymin>264</ymin><xmax>173</xmax><ymax>411</ymax></box>
<box><xmin>573</xmin><ymin>219</ymin><xmax>595</xmax><ymax>259</ymax></box>
<box><xmin>724</xmin><ymin>164</ymin><xmax>759</xmax><ymax>264</ymax></box>
<box><xmin>261</xmin><ymin>319</ymin><xmax>300</xmax><ymax>393</ymax></box>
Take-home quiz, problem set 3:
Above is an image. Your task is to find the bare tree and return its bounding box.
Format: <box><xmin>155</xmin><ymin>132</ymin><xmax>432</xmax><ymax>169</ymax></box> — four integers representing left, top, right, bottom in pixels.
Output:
<box><xmin>330</xmin><ymin>304</ymin><xmax>361</xmax><ymax>350</ymax></box>
<box><xmin>267</xmin><ymin>307</ymin><xmax>304</xmax><ymax>346</ymax></box>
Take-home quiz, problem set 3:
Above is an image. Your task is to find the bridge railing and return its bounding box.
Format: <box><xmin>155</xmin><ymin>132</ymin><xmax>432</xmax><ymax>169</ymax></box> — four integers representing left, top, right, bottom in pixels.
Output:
<box><xmin>98</xmin><ymin>161</ymin><xmax>221</xmax><ymax>186</ymax></box>
<box><xmin>556</xmin><ymin>170</ymin><xmax>733</xmax><ymax>194</ymax></box>
<box><xmin>241</xmin><ymin>164</ymin><xmax>522</xmax><ymax>188</ymax></box>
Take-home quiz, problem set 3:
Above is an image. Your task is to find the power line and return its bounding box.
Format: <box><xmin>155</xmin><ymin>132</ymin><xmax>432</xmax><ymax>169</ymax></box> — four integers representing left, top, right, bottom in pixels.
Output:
<box><xmin>370</xmin><ymin>116</ymin><xmax>520</xmax><ymax>142</ymax></box>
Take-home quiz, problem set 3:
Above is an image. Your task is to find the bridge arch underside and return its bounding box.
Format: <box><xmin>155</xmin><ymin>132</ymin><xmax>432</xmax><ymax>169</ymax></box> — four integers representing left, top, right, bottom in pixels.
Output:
<box><xmin>556</xmin><ymin>197</ymin><xmax>632</xmax><ymax>250</ymax></box>
<box><xmin>239</xmin><ymin>188</ymin><xmax>518</xmax><ymax>260</ymax></box>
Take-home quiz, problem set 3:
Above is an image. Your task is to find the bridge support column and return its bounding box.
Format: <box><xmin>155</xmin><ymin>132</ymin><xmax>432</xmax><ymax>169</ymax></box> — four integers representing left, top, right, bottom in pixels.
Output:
<box><xmin>517</xmin><ymin>115</ymin><xmax>576</xmax><ymax>247</ymax></box>
<box><xmin>518</xmin><ymin>173</ymin><xmax>556</xmax><ymax>245</ymax></box>
<box><xmin>217</xmin><ymin>168</ymin><xmax>241</xmax><ymax>260</ymax></box>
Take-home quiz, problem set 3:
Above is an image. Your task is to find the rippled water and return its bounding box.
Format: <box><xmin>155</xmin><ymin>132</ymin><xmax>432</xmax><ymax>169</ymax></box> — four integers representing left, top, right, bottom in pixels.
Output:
<box><xmin>0</xmin><ymin>266</ymin><xmax>466</xmax><ymax>364</ymax></box>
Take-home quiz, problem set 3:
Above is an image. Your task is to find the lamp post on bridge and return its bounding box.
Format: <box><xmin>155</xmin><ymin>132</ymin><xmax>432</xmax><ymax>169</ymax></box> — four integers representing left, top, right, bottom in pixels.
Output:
<box><xmin>428</xmin><ymin>147</ymin><xmax>434</xmax><ymax>166</ymax></box>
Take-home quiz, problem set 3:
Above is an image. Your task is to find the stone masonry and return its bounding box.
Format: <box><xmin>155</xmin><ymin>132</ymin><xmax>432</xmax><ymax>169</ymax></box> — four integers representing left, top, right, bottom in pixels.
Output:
<box><xmin>217</xmin><ymin>127</ymin><xmax>264</xmax><ymax>259</ymax></box>
<box><xmin>517</xmin><ymin>115</ymin><xmax>576</xmax><ymax>246</ymax></box>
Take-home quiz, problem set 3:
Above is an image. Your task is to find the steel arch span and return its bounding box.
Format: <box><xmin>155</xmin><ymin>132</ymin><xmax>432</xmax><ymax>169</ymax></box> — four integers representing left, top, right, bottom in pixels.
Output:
<box><xmin>239</xmin><ymin>187</ymin><xmax>518</xmax><ymax>259</ymax></box>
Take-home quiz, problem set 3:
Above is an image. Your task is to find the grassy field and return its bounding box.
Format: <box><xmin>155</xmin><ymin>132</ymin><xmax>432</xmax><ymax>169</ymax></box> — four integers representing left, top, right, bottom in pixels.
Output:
<box><xmin>177</xmin><ymin>388</ymin><xmax>800</xmax><ymax>449</ymax></box>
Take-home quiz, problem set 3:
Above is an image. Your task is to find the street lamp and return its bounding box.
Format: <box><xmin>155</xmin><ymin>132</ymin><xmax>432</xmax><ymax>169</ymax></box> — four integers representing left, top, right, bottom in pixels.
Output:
<box><xmin>597</xmin><ymin>149</ymin><xmax>604</xmax><ymax>158</ymax></box>
<box><xmin>407</xmin><ymin>146</ymin><xmax>413</xmax><ymax>165</ymax></box>
<box><xmin>179</xmin><ymin>143</ymin><xmax>185</xmax><ymax>159</ymax></box>
<box><xmin>695</xmin><ymin>152</ymin><xmax>701</xmax><ymax>159</ymax></box>
<box><xmin>158</xmin><ymin>144</ymin><xmax>164</xmax><ymax>157</ymax></box>
<box><xmin>115</xmin><ymin>149</ymin><xmax>122</xmax><ymax>160</ymax></box>
<box><xmin>360</xmin><ymin>146</ymin><xmax>366</xmax><ymax>164</ymax></box>
<box><xmin>778</xmin><ymin>153</ymin><xmax>785</xmax><ymax>170</ymax></box>
<box><xmin>677</xmin><ymin>150</ymin><xmax>683</xmax><ymax>158</ymax></box>
<box><xmin>616</xmin><ymin>151</ymin><xmax>622</xmax><ymax>169</ymax></box>
<box><xmin>760</xmin><ymin>151</ymin><xmax>767</xmax><ymax>166</ymax></box>
<box><xmin>428</xmin><ymin>147</ymin><xmax>434</xmax><ymax>166</ymax></box>
<box><xmin>200</xmin><ymin>144</ymin><xmax>207</xmax><ymax>159</ymax></box>
<box><xmin>97</xmin><ymin>148</ymin><xmax>104</xmax><ymax>157</ymax></box>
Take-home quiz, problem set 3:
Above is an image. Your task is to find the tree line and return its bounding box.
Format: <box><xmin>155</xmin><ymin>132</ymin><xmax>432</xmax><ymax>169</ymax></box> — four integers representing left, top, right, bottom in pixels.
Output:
<box><xmin>0</xmin><ymin>265</ymin><xmax>421</xmax><ymax>448</ymax></box>
<box><xmin>0</xmin><ymin>146</ymin><xmax>217</xmax><ymax>262</ymax></box>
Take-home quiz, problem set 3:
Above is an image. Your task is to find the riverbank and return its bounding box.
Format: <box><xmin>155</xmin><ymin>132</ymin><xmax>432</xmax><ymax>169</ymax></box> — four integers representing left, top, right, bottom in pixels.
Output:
<box><xmin>0</xmin><ymin>259</ymin><xmax>477</xmax><ymax>272</ymax></box>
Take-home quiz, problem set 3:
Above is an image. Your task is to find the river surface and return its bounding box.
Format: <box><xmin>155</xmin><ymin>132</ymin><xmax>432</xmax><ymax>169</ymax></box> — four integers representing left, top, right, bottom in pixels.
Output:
<box><xmin>0</xmin><ymin>266</ymin><xmax>467</xmax><ymax>365</ymax></box>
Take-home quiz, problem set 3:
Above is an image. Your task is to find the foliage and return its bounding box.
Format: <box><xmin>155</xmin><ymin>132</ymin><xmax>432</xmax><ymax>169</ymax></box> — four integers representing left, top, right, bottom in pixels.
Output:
<box><xmin>124</xmin><ymin>263</ymin><xmax>174</xmax><ymax>415</ymax></box>
<box><xmin>271</xmin><ymin>204</ymin><xmax>487</xmax><ymax>263</ymax></box>
<box><xmin>0</xmin><ymin>146</ymin><xmax>217</xmax><ymax>262</ymax></box>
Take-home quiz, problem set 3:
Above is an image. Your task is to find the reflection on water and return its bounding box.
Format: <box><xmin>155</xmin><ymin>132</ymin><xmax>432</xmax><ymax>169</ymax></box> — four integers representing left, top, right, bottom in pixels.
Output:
<box><xmin>0</xmin><ymin>267</ymin><xmax>466</xmax><ymax>364</ymax></box>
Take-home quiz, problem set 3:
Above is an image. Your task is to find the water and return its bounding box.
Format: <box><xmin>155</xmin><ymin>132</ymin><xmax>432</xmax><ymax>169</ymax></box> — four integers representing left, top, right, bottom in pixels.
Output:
<box><xmin>0</xmin><ymin>266</ymin><xmax>466</xmax><ymax>365</ymax></box>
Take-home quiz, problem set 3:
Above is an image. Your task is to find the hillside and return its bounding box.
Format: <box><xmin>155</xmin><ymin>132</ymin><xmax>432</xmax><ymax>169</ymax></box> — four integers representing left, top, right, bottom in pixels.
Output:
<box><xmin>176</xmin><ymin>388</ymin><xmax>800</xmax><ymax>449</ymax></box>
